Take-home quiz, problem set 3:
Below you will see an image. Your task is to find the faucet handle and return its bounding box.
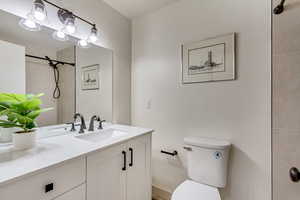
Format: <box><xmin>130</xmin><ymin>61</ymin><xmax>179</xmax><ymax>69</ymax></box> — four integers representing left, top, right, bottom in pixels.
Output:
<box><xmin>70</xmin><ymin>122</ymin><xmax>76</xmax><ymax>132</ymax></box>
<box><xmin>98</xmin><ymin>119</ymin><xmax>106</xmax><ymax>130</ymax></box>
<box><xmin>66</xmin><ymin>122</ymin><xmax>76</xmax><ymax>132</ymax></box>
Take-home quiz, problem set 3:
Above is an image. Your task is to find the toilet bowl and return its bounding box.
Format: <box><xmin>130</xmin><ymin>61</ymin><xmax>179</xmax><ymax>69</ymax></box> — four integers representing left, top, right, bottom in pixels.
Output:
<box><xmin>171</xmin><ymin>180</ymin><xmax>221</xmax><ymax>200</ymax></box>
<box><xmin>171</xmin><ymin>137</ymin><xmax>231</xmax><ymax>200</ymax></box>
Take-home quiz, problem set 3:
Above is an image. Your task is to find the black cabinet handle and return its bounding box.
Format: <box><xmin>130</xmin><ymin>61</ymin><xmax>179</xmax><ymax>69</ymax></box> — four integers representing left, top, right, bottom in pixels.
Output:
<box><xmin>45</xmin><ymin>183</ymin><xmax>54</xmax><ymax>193</ymax></box>
<box><xmin>129</xmin><ymin>148</ymin><xmax>133</xmax><ymax>167</ymax></box>
<box><xmin>122</xmin><ymin>151</ymin><xmax>126</xmax><ymax>171</ymax></box>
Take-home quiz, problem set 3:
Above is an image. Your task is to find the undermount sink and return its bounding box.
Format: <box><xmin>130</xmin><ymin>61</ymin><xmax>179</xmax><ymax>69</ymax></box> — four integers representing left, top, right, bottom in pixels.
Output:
<box><xmin>75</xmin><ymin>128</ymin><xmax>128</xmax><ymax>143</ymax></box>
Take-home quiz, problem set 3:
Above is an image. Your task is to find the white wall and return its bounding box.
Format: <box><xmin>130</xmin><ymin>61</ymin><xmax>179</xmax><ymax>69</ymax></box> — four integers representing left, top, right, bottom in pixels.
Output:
<box><xmin>0</xmin><ymin>40</ymin><xmax>25</xmax><ymax>94</ymax></box>
<box><xmin>132</xmin><ymin>0</ymin><xmax>271</xmax><ymax>200</ymax></box>
<box><xmin>76</xmin><ymin>46</ymin><xmax>113</xmax><ymax>122</ymax></box>
<box><xmin>0</xmin><ymin>0</ymin><xmax>131</xmax><ymax>124</ymax></box>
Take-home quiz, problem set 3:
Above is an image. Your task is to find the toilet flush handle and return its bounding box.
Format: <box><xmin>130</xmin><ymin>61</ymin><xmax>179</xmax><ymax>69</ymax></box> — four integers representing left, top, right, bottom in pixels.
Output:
<box><xmin>290</xmin><ymin>167</ymin><xmax>300</xmax><ymax>182</ymax></box>
<box><xmin>183</xmin><ymin>146</ymin><xmax>192</xmax><ymax>151</ymax></box>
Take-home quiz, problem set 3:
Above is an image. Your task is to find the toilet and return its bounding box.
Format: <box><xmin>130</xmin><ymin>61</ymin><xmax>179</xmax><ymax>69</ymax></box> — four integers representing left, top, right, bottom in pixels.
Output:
<box><xmin>172</xmin><ymin>137</ymin><xmax>231</xmax><ymax>200</ymax></box>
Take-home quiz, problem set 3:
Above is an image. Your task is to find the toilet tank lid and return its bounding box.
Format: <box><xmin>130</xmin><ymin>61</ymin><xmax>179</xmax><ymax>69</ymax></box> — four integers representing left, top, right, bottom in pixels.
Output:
<box><xmin>184</xmin><ymin>137</ymin><xmax>231</xmax><ymax>150</ymax></box>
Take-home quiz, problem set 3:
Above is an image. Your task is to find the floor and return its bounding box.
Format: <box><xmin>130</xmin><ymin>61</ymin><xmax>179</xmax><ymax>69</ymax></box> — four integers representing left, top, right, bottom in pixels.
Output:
<box><xmin>152</xmin><ymin>186</ymin><xmax>171</xmax><ymax>200</ymax></box>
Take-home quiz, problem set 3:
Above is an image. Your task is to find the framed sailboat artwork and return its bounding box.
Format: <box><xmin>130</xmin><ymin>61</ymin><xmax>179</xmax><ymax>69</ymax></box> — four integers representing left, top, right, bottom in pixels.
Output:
<box><xmin>181</xmin><ymin>33</ymin><xmax>235</xmax><ymax>84</ymax></box>
<box><xmin>81</xmin><ymin>64</ymin><xmax>100</xmax><ymax>90</ymax></box>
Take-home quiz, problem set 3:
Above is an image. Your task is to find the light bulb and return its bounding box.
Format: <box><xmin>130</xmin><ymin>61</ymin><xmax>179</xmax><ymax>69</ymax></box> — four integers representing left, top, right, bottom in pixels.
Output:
<box><xmin>77</xmin><ymin>39</ymin><xmax>90</xmax><ymax>48</ymax></box>
<box><xmin>64</xmin><ymin>17</ymin><xmax>76</xmax><ymax>34</ymax></box>
<box><xmin>52</xmin><ymin>30</ymin><xmax>69</xmax><ymax>41</ymax></box>
<box><xmin>19</xmin><ymin>17</ymin><xmax>41</xmax><ymax>31</ymax></box>
<box><xmin>89</xmin><ymin>34</ymin><xmax>98</xmax><ymax>43</ymax></box>
<box><xmin>57</xmin><ymin>31</ymin><xmax>65</xmax><ymax>38</ymax></box>
<box><xmin>66</xmin><ymin>24</ymin><xmax>76</xmax><ymax>34</ymax></box>
<box><xmin>24</xmin><ymin>19</ymin><xmax>36</xmax><ymax>28</ymax></box>
<box><xmin>33</xmin><ymin>10</ymin><xmax>46</xmax><ymax>21</ymax></box>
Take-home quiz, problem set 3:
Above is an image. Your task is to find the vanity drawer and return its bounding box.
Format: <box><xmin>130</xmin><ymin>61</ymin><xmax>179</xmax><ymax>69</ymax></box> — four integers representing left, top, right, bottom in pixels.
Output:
<box><xmin>0</xmin><ymin>157</ymin><xmax>86</xmax><ymax>200</ymax></box>
<box><xmin>55</xmin><ymin>184</ymin><xmax>86</xmax><ymax>200</ymax></box>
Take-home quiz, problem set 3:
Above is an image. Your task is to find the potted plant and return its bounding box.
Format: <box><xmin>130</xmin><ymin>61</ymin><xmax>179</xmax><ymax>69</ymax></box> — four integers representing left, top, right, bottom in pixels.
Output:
<box><xmin>0</xmin><ymin>93</ymin><xmax>52</xmax><ymax>150</ymax></box>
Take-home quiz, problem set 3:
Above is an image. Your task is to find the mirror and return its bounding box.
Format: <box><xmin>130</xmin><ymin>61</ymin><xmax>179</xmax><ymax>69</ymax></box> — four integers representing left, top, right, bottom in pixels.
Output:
<box><xmin>0</xmin><ymin>10</ymin><xmax>113</xmax><ymax>132</ymax></box>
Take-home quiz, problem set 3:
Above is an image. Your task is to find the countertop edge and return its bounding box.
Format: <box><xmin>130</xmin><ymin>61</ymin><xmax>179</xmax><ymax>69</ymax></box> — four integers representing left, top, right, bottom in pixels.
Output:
<box><xmin>0</xmin><ymin>128</ymin><xmax>154</xmax><ymax>187</ymax></box>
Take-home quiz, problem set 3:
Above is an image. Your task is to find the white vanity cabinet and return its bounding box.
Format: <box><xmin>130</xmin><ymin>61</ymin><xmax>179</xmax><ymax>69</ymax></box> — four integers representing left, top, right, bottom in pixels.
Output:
<box><xmin>0</xmin><ymin>157</ymin><xmax>86</xmax><ymax>200</ymax></box>
<box><xmin>0</xmin><ymin>132</ymin><xmax>152</xmax><ymax>200</ymax></box>
<box><xmin>87</xmin><ymin>133</ymin><xmax>152</xmax><ymax>200</ymax></box>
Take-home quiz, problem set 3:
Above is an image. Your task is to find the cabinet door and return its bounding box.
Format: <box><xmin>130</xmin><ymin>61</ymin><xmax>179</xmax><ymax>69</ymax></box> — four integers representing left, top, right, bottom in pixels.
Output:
<box><xmin>126</xmin><ymin>134</ymin><xmax>152</xmax><ymax>200</ymax></box>
<box><xmin>87</xmin><ymin>143</ymin><xmax>127</xmax><ymax>200</ymax></box>
<box><xmin>55</xmin><ymin>184</ymin><xmax>85</xmax><ymax>200</ymax></box>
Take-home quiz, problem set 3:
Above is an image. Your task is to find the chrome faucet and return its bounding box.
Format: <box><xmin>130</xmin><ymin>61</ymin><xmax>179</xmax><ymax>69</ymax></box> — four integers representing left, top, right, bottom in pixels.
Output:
<box><xmin>88</xmin><ymin>115</ymin><xmax>100</xmax><ymax>132</ymax></box>
<box><xmin>73</xmin><ymin>113</ymin><xmax>86</xmax><ymax>133</ymax></box>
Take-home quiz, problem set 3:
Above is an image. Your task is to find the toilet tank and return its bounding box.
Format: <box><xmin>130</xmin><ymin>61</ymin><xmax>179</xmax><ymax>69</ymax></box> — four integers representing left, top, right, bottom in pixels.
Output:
<box><xmin>184</xmin><ymin>137</ymin><xmax>231</xmax><ymax>188</ymax></box>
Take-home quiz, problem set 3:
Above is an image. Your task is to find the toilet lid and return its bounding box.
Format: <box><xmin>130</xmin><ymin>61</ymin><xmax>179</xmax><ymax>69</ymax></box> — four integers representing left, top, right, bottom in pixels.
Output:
<box><xmin>172</xmin><ymin>180</ymin><xmax>221</xmax><ymax>200</ymax></box>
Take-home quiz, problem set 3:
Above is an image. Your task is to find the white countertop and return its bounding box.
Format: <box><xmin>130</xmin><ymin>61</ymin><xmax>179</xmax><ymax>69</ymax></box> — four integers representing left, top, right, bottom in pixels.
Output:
<box><xmin>0</xmin><ymin>124</ymin><xmax>153</xmax><ymax>187</ymax></box>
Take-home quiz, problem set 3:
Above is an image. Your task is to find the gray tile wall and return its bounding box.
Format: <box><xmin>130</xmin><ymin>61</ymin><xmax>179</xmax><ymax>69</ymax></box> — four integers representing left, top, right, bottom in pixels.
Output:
<box><xmin>273</xmin><ymin>0</ymin><xmax>300</xmax><ymax>199</ymax></box>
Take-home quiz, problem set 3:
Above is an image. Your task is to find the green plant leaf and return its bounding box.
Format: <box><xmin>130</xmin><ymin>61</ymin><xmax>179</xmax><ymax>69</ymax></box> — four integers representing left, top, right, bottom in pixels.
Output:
<box><xmin>0</xmin><ymin>93</ymin><xmax>50</xmax><ymax>132</ymax></box>
<box><xmin>0</xmin><ymin>120</ymin><xmax>22</xmax><ymax>128</ymax></box>
<box><xmin>27</xmin><ymin>108</ymin><xmax>53</xmax><ymax>119</ymax></box>
<box><xmin>0</xmin><ymin>93</ymin><xmax>26</xmax><ymax>103</ymax></box>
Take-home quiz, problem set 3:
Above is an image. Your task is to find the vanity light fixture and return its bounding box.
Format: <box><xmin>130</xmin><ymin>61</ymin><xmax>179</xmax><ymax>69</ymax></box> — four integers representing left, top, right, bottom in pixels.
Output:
<box><xmin>19</xmin><ymin>0</ymin><xmax>100</xmax><ymax>47</ymax></box>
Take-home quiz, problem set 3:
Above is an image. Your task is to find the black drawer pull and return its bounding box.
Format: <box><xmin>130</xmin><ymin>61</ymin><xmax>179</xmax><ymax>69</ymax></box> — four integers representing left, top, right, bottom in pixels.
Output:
<box><xmin>122</xmin><ymin>151</ymin><xmax>126</xmax><ymax>171</ymax></box>
<box><xmin>129</xmin><ymin>148</ymin><xmax>133</xmax><ymax>167</ymax></box>
<box><xmin>45</xmin><ymin>183</ymin><xmax>54</xmax><ymax>193</ymax></box>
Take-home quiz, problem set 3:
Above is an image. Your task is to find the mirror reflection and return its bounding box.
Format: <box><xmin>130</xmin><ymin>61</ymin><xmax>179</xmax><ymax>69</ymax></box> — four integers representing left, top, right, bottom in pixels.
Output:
<box><xmin>0</xmin><ymin>9</ymin><xmax>113</xmax><ymax>141</ymax></box>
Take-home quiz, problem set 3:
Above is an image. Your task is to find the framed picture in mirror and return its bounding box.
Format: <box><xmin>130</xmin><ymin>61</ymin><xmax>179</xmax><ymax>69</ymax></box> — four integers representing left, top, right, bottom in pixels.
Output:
<box><xmin>81</xmin><ymin>64</ymin><xmax>100</xmax><ymax>90</ymax></box>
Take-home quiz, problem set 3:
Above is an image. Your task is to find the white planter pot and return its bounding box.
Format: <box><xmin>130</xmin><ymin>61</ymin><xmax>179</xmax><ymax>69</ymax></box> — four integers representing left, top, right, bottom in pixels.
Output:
<box><xmin>12</xmin><ymin>131</ymin><xmax>37</xmax><ymax>150</ymax></box>
<box><xmin>0</xmin><ymin>127</ymin><xmax>19</xmax><ymax>142</ymax></box>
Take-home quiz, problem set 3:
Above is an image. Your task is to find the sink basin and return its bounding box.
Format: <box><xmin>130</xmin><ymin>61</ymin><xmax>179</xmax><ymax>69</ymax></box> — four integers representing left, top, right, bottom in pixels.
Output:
<box><xmin>75</xmin><ymin>128</ymin><xmax>128</xmax><ymax>143</ymax></box>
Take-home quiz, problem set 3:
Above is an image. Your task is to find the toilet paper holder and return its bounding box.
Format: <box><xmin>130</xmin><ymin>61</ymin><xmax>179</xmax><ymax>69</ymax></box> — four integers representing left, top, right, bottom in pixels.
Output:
<box><xmin>161</xmin><ymin>150</ymin><xmax>178</xmax><ymax>156</ymax></box>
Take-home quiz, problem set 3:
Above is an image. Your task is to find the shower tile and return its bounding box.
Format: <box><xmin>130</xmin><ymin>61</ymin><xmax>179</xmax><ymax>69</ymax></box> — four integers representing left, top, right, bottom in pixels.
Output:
<box><xmin>272</xmin><ymin>131</ymin><xmax>300</xmax><ymax>200</ymax></box>
<box><xmin>273</xmin><ymin>52</ymin><xmax>300</xmax><ymax>131</ymax></box>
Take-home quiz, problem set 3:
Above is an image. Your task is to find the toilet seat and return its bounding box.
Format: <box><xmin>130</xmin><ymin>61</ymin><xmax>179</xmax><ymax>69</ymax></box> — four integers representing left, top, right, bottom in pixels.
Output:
<box><xmin>171</xmin><ymin>180</ymin><xmax>221</xmax><ymax>200</ymax></box>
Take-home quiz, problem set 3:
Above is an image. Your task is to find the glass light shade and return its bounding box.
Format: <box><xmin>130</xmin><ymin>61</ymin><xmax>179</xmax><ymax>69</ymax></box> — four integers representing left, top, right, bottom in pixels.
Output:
<box><xmin>32</xmin><ymin>0</ymin><xmax>47</xmax><ymax>22</ymax></box>
<box><xmin>88</xmin><ymin>33</ymin><xmax>98</xmax><ymax>43</ymax></box>
<box><xmin>33</xmin><ymin>9</ymin><xmax>46</xmax><ymax>21</ymax></box>
<box><xmin>19</xmin><ymin>16</ymin><xmax>41</xmax><ymax>31</ymax></box>
<box><xmin>88</xmin><ymin>26</ymin><xmax>98</xmax><ymax>42</ymax></box>
<box><xmin>77</xmin><ymin>39</ymin><xmax>90</xmax><ymax>48</ymax></box>
<box><xmin>64</xmin><ymin>18</ymin><xmax>76</xmax><ymax>34</ymax></box>
<box><xmin>52</xmin><ymin>30</ymin><xmax>69</xmax><ymax>41</ymax></box>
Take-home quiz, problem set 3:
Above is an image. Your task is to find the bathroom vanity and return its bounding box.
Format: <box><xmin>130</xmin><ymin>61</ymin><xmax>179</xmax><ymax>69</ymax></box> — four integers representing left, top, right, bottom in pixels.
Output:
<box><xmin>0</xmin><ymin>124</ymin><xmax>153</xmax><ymax>200</ymax></box>
<box><xmin>0</xmin><ymin>8</ymin><xmax>151</xmax><ymax>200</ymax></box>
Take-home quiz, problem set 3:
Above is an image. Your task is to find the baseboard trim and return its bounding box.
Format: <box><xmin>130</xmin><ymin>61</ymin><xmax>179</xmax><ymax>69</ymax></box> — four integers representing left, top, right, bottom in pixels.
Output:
<box><xmin>152</xmin><ymin>185</ymin><xmax>172</xmax><ymax>200</ymax></box>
